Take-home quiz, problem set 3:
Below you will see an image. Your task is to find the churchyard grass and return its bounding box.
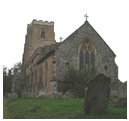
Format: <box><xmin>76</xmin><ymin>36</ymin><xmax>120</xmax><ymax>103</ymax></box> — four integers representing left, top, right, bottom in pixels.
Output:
<box><xmin>3</xmin><ymin>97</ymin><xmax>127</xmax><ymax>119</ymax></box>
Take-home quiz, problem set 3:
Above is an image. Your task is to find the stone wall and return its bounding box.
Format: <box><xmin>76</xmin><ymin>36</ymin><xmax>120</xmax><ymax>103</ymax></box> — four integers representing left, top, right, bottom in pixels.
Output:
<box><xmin>54</xmin><ymin>21</ymin><xmax>118</xmax><ymax>85</ymax></box>
<box><xmin>25</xmin><ymin>48</ymin><xmax>56</xmax><ymax>97</ymax></box>
<box><xmin>22</xmin><ymin>20</ymin><xmax>119</xmax><ymax>97</ymax></box>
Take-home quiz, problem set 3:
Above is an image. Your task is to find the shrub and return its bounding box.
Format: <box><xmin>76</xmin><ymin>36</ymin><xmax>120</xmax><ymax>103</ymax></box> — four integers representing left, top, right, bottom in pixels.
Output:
<box><xmin>58</xmin><ymin>64</ymin><xmax>96</xmax><ymax>98</ymax></box>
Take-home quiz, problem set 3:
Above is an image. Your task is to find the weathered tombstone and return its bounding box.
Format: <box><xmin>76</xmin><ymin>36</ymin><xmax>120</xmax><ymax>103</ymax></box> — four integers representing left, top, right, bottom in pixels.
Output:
<box><xmin>110</xmin><ymin>81</ymin><xmax>119</xmax><ymax>97</ymax></box>
<box><xmin>117</xmin><ymin>81</ymin><xmax>127</xmax><ymax>107</ymax></box>
<box><xmin>117</xmin><ymin>81</ymin><xmax>127</xmax><ymax>99</ymax></box>
<box><xmin>84</xmin><ymin>73</ymin><xmax>111</xmax><ymax>115</ymax></box>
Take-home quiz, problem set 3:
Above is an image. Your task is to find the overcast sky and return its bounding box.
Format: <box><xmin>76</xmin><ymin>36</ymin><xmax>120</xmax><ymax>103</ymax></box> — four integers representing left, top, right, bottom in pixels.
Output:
<box><xmin>1</xmin><ymin>0</ymin><xmax>129</xmax><ymax>82</ymax></box>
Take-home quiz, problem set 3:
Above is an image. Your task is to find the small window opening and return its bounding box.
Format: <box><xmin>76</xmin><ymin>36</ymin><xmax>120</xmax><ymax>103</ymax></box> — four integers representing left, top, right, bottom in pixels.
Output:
<box><xmin>41</xmin><ymin>31</ymin><xmax>46</xmax><ymax>39</ymax></box>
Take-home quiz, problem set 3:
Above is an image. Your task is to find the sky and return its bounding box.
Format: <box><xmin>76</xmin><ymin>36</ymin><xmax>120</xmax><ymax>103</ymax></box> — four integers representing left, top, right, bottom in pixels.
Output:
<box><xmin>1</xmin><ymin>0</ymin><xmax>129</xmax><ymax>82</ymax></box>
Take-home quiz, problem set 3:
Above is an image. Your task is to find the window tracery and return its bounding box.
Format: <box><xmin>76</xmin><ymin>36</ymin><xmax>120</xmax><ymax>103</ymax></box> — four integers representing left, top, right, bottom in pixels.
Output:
<box><xmin>79</xmin><ymin>39</ymin><xmax>96</xmax><ymax>72</ymax></box>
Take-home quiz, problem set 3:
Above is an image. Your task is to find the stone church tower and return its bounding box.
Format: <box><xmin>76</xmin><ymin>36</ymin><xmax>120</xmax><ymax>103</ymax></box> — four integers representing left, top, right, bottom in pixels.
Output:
<box><xmin>23</xmin><ymin>19</ymin><xmax>56</xmax><ymax>63</ymax></box>
<box><xmin>22</xmin><ymin>20</ymin><xmax>56</xmax><ymax>92</ymax></box>
<box><xmin>21</xmin><ymin>19</ymin><xmax>118</xmax><ymax>97</ymax></box>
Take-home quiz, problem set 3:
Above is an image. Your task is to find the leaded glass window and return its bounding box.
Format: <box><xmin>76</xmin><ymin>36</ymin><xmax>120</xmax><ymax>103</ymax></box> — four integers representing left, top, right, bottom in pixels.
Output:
<box><xmin>85</xmin><ymin>51</ymin><xmax>89</xmax><ymax>65</ymax></box>
<box><xmin>91</xmin><ymin>51</ymin><xmax>95</xmax><ymax>66</ymax></box>
<box><xmin>79</xmin><ymin>39</ymin><xmax>96</xmax><ymax>72</ymax></box>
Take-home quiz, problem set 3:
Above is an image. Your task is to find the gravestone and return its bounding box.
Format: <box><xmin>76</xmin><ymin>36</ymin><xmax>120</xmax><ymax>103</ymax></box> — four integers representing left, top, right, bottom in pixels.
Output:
<box><xmin>117</xmin><ymin>81</ymin><xmax>127</xmax><ymax>99</ymax></box>
<box><xmin>117</xmin><ymin>81</ymin><xmax>127</xmax><ymax>107</ymax></box>
<box><xmin>84</xmin><ymin>73</ymin><xmax>111</xmax><ymax>115</ymax></box>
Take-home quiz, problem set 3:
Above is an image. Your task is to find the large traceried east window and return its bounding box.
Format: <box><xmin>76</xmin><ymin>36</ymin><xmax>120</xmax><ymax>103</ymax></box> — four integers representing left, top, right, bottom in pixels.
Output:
<box><xmin>79</xmin><ymin>39</ymin><xmax>96</xmax><ymax>72</ymax></box>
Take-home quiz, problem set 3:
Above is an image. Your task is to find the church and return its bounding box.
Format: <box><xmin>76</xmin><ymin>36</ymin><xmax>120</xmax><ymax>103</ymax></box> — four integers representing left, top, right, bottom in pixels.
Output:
<box><xmin>22</xmin><ymin>18</ymin><xmax>118</xmax><ymax>97</ymax></box>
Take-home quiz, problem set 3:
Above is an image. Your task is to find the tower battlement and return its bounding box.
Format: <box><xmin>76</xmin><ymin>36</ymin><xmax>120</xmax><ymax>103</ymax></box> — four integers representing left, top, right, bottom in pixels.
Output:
<box><xmin>27</xmin><ymin>19</ymin><xmax>54</xmax><ymax>31</ymax></box>
<box><xmin>24</xmin><ymin>19</ymin><xmax>56</xmax><ymax>63</ymax></box>
<box><xmin>32</xmin><ymin>19</ymin><xmax>54</xmax><ymax>25</ymax></box>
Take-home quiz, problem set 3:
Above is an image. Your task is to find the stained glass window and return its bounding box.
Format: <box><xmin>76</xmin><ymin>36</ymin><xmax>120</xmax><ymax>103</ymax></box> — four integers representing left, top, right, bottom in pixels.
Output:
<box><xmin>91</xmin><ymin>51</ymin><xmax>95</xmax><ymax>66</ymax></box>
<box><xmin>85</xmin><ymin>51</ymin><xmax>89</xmax><ymax>65</ymax></box>
<box><xmin>79</xmin><ymin>39</ymin><xmax>95</xmax><ymax>71</ymax></box>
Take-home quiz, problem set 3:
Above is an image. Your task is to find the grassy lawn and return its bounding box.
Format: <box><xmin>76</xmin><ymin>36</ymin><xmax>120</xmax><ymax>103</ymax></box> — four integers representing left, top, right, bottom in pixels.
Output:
<box><xmin>3</xmin><ymin>97</ymin><xmax>127</xmax><ymax>119</ymax></box>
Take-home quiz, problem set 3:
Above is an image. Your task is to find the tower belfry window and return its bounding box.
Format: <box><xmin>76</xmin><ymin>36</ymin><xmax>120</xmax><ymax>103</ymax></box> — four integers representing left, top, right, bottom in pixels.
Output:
<box><xmin>41</xmin><ymin>31</ymin><xmax>46</xmax><ymax>39</ymax></box>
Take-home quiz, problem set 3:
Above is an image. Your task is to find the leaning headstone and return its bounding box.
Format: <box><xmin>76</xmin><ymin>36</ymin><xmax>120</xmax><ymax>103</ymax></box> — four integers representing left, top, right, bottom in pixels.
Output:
<box><xmin>84</xmin><ymin>73</ymin><xmax>111</xmax><ymax>115</ymax></box>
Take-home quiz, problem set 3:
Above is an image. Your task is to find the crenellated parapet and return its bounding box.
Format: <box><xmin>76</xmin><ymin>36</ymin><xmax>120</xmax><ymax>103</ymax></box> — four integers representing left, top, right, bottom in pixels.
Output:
<box><xmin>27</xmin><ymin>19</ymin><xmax>54</xmax><ymax>32</ymax></box>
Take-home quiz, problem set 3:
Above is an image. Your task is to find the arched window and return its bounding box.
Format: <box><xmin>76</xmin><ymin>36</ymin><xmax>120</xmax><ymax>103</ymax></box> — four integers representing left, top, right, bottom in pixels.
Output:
<box><xmin>79</xmin><ymin>39</ymin><xmax>96</xmax><ymax>72</ymax></box>
<box><xmin>45</xmin><ymin>62</ymin><xmax>48</xmax><ymax>88</ymax></box>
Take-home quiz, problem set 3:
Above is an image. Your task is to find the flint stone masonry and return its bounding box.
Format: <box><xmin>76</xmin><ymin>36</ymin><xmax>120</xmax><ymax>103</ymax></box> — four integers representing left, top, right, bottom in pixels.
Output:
<box><xmin>84</xmin><ymin>74</ymin><xmax>111</xmax><ymax>115</ymax></box>
<box><xmin>21</xmin><ymin>19</ymin><xmax>119</xmax><ymax>97</ymax></box>
<box><xmin>54</xmin><ymin>21</ymin><xmax>118</xmax><ymax>84</ymax></box>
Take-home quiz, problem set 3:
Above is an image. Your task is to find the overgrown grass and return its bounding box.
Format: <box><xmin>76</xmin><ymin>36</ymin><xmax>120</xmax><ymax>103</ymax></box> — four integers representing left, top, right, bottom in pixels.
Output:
<box><xmin>3</xmin><ymin>97</ymin><xmax>127</xmax><ymax>119</ymax></box>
